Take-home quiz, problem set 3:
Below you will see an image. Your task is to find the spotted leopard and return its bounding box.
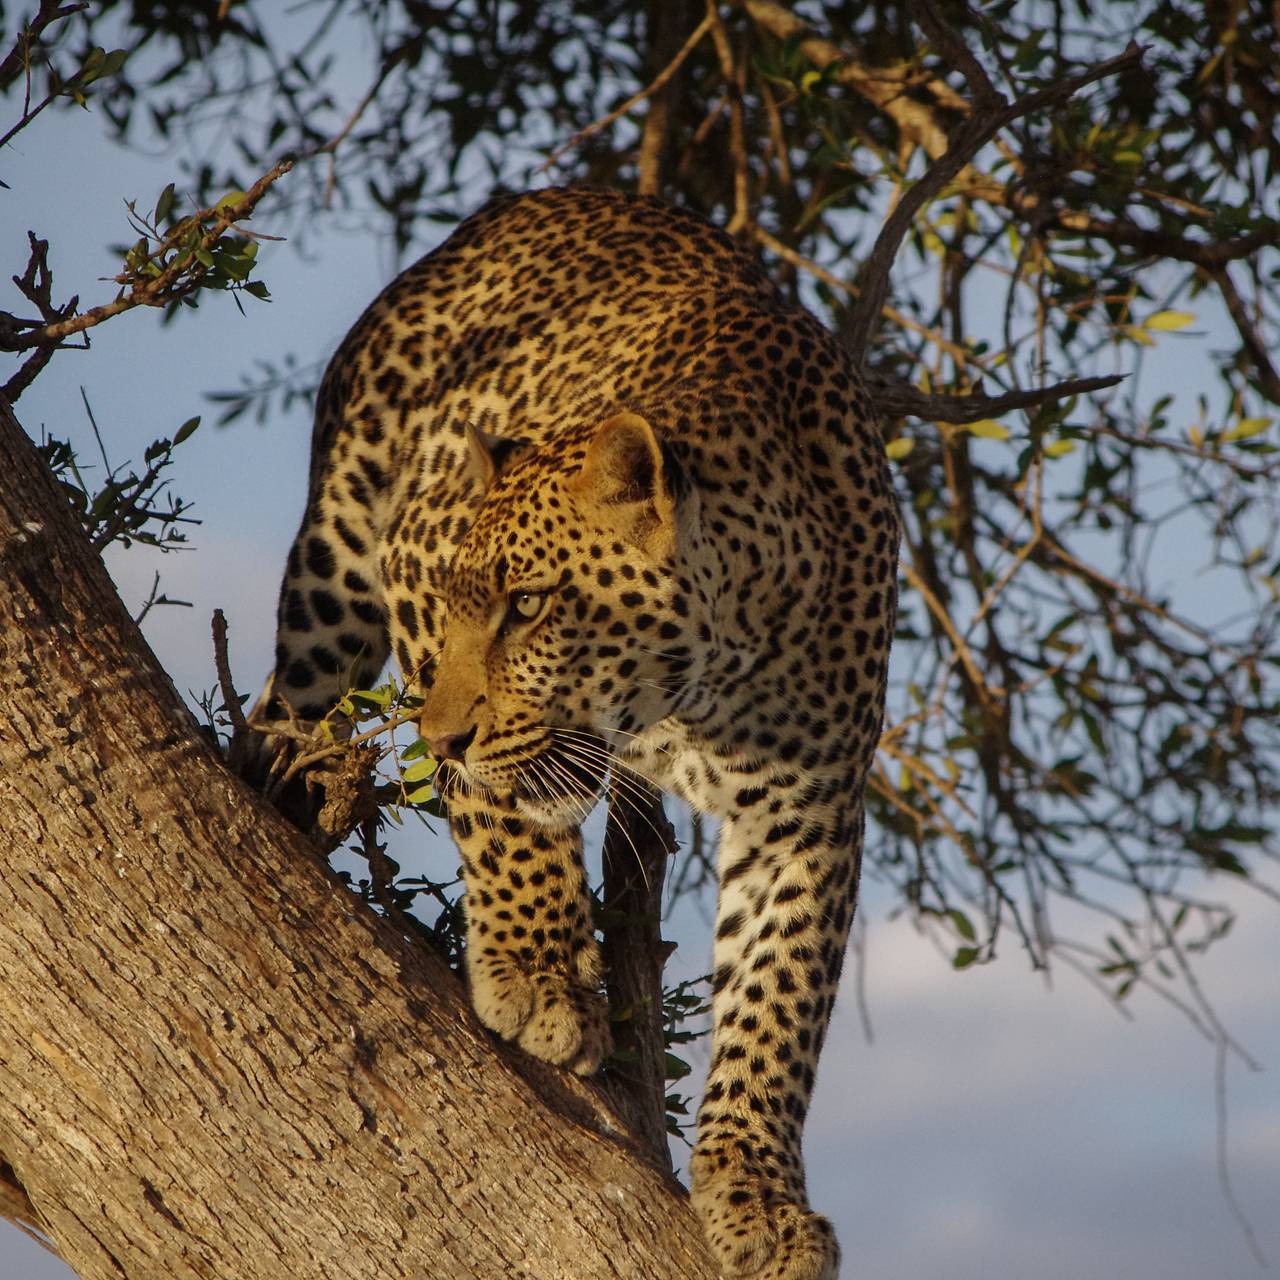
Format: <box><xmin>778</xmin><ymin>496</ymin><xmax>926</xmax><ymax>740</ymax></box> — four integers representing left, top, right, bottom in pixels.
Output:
<box><xmin>257</xmin><ymin>186</ymin><xmax>899</xmax><ymax>1279</ymax></box>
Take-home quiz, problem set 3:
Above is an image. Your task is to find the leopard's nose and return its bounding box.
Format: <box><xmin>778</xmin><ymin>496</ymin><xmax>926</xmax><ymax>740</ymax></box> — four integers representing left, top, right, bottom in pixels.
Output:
<box><xmin>429</xmin><ymin>724</ymin><xmax>477</xmax><ymax>763</ymax></box>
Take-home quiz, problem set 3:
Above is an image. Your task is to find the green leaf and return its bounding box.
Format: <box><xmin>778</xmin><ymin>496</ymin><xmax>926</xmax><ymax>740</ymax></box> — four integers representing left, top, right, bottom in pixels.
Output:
<box><xmin>100</xmin><ymin>48</ymin><xmax>130</xmax><ymax>77</ymax></box>
<box><xmin>885</xmin><ymin>437</ymin><xmax>914</xmax><ymax>460</ymax></box>
<box><xmin>403</xmin><ymin>784</ymin><xmax>436</xmax><ymax>804</ymax></box>
<box><xmin>401</xmin><ymin>737</ymin><xmax>430</xmax><ymax>761</ymax></box>
<box><xmin>952</xmin><ymin>946</ymin><xmax>980</xmax><ymax>970</ymax></box>
<box><xmin>349</xmin><ymin>686</ymin><xmax>394</xmax><ymax>709</ymax></box>
<box><xmin>1043</xmin><ymin>438</ymin><xmax>1076</xmax><ymax>458</ymax></box>
<box><xmin>402</xmin><ymin>758</ymin><xmax>437</xmax><ymax>784</ymax></box>
<box><xmin>155</xmin><ymin>183</ymin><xmax>176</xmax><ymax>225</ymax></box>
<box><xmin>215</xmin><ymin>190</ymin><xmax>248</xmax><ymax>212</ymax></box>
<box><xmin>949</xmin><ymin>909</ymin><xmax>976</xmax><ymax>942</ymax></box>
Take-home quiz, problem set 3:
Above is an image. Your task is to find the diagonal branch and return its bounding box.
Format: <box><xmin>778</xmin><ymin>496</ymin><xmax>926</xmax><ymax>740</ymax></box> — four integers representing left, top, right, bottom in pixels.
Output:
<box><xmin>845</xmin><ymin>40</ymin><xmax>1145</xmax><ymax>363</ymax></box>
<box><xmin>1208</xmin><ymin>263</ymin><xmax>1280</xmax><ymax>405</ymax></box>
<box><xmin>733</xmin><ymin>0</ymin><xmax>965</xmax><ymax>159</ymax></box>
<box><xmin>0</xmin><ymin>161</ymin><xmax>291</xmax><ymax>354</ymax></box>
<box><xmin>0</xmin><ymin>3</ymin><xmax>87</xmax><ymax>90</ymax></box>
<box><xmin>867</xmin><ymin>371</ymin><xmax>1125</xmax><ymax>424</ymax></box>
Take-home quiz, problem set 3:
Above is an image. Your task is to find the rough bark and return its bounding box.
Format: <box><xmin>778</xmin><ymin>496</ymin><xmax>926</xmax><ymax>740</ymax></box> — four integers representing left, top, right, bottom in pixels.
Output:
<box><xmin>0</xmin><ymin>394</ymin><xmax>720</xmax><ymax>1278</ymax></box>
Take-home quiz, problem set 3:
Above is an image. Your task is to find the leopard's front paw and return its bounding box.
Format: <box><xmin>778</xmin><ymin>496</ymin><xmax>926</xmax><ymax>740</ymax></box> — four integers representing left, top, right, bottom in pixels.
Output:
<box><xmin>468</xmin><ymin>955</ymin><xmax>611</xmax><ymax>1076</ymax></box>
<box><xmin>691</xmin><ymin>1150</ymin><xmax>839</xmax><ymax>1280</ymax></box>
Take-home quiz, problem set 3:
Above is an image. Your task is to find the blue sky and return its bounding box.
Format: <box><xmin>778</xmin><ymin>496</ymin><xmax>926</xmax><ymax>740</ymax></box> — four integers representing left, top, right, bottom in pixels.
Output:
<box><xmin>2</xmin><ymin>39</ymin><xmax>1278</xmax><ymax>1280</ymax></box>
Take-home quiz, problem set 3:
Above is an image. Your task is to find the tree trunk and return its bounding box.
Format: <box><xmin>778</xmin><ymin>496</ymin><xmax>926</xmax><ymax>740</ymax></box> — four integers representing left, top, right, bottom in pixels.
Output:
<box><xmin>0</xmin><ymin>394</ymin><xmax>720</xmax><ymax>1279</ymax></box>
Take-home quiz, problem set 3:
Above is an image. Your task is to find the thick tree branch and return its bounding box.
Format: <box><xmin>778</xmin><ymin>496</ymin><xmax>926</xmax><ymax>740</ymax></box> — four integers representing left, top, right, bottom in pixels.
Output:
<box><xmin>1047</xmin><ymin>212</ymin><xmax>1274</xmax><ymax>269</ymax></box>
<box><xmin>0</xmin><ymin>394</ymin><xmax>719</xmax><ymax>1279</ymax></box>
<box><xmin>733</xmin><ymin>0</ymin><xmax>966</xmax><ymax>159</ymax></box>
<box><xmin>636</xmin><ymin>1</ymin><xmax>700</xmax><ymax>196</ymax></box>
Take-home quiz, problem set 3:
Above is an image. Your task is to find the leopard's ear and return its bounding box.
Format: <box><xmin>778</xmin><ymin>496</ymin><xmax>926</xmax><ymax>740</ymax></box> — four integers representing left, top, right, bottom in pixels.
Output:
<box><xmin>464</xmin><ymin>422</ymin><xmax>528</xmax><ymax>492</ymax></box>
<box><xmin>568</xmin><ymin>413</ymin><xmax>677</xmax><ymax>554</ymax></box>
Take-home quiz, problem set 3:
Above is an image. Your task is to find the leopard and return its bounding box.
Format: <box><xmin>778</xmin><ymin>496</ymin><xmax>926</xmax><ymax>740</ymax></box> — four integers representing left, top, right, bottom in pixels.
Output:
<box><xmin>255</xmin><ymin>185</ymin><xmax>899</xmax><ymax>1280</ymax></box>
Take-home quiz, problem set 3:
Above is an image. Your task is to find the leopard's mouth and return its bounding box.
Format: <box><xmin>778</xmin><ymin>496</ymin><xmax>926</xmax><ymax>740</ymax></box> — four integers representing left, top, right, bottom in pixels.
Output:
<box><xmin>498</xmin><ymin>731</ymin><xmax>606</xmax><ymax>823</ymax></box>
<box><xmin>440</xmin><ymin>729</ymin><xmax>612</xmax><ymax>827</ymax></box>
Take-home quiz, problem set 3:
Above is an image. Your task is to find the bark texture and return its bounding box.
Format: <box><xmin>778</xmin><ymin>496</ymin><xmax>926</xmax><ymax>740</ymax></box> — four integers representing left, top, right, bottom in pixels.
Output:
<box><xmin>0</xmin><ymin>395</ymin><xmax>720</xmax><ymax>1279</ymax></box>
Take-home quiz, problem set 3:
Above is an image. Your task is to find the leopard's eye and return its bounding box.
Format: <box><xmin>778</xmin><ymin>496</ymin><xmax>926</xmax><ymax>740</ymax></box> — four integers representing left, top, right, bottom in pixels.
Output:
<box><xmin>506</xmin><ymin>590</ymin><xmax>547</xmax><ymax>626</ymax></box>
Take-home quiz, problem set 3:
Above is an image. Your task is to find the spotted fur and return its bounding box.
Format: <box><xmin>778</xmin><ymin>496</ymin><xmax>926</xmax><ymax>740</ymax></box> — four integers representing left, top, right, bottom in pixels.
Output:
<box><xmin>261</xmin><ymin>187</ymin><xmax>899</xmax><ymax>1279</ymax></box>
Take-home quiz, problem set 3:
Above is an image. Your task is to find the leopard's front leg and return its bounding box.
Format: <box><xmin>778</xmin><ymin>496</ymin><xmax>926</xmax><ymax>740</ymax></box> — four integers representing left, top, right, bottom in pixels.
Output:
<box><xmin>691</xmin><ymin>792</ymin><xmax>863</xmax><ymax>1280</ymax></box>
<box><xmin>445</xmin><ymin>784</ymin><xmax>611</xmax><ymax>1076</ymax></box>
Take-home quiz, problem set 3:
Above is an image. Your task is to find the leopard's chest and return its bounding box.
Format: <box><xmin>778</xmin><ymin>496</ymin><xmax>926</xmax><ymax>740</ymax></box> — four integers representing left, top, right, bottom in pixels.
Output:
<box><xmin>624</xmin><ymin>722</ymin><xmax>780</xmax><ymax>820</ymax></box>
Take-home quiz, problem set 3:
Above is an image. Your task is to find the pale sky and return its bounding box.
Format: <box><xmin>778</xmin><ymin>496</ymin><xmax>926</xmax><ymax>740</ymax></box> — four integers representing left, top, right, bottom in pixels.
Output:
<box><xmin>2</xmin><ymin>38</ymin><xmax>1277</xmax><ymax>1280</ymax></box>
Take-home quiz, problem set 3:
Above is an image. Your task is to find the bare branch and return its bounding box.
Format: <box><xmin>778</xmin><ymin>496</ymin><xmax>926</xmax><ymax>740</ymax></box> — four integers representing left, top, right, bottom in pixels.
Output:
<box><xmin>753</xmin><ymin>224</ymin><xmax>987</xmax><ymax>374</ymax></box>
<box><xmin>0</xmin><ymin>2</ymin><xmax>87</xmax><ymax>92</ymax></box>
<box><xmin>914</xmin><ymin>0</ymin><xmax>1003</xmax><ymax>114</ymax></box>
<box><xmin>1048</xmin><ymin>212</ymin><xmax>1274</xmax><ymax>270</ymax></box>
<box><xmin>636</xmin><ymin>1</ymin><xmax>701</xmax><ymax>196</ymax></box>
<box><xmin>211</xmin><ymin>608</ymin><xmax>251</xmax><ymax>740</ymax></box>
<box><xmin>706</xmin><ymin>0</ymin><xmax>750</xmax><ymax>235</ymax></box>
<box><xmin>734</xmin><ymin>0</ymin><xmax>964</xmax><ymax>159</ymax></box>
<box><xmin>600</xmin><ymin>780</ymin><xmax>678</xmax><ymax>1169</ymax></box>
<box><xmin>867</xmin><ymin>371</ymin><xmax>1124</xmax><ymax>423</ymax></box>
<box><xmin>1208</xmin><ymin>264</ymin><xmax>1280</xmax><ymax>405</ymax></box>
<box><xmin>0</xmin><ymin>233</ymin><xmax>80</xmax><ymax>402</ymax></box>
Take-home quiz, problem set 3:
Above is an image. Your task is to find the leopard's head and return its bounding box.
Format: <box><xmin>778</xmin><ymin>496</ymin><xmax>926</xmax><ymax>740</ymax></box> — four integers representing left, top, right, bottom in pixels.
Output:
<box><xmin>419</xmin><ymin>413</ymin><xmax>705</xmax><ymax>827</ymax></box>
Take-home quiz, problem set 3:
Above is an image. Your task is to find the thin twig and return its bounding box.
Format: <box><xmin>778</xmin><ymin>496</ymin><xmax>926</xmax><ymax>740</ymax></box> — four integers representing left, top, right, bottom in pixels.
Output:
<box><xmin>0</xmin><ymin>162</ymin><xmax>293</xmax><ymax>353</ymax></box>
<box><xmin>752</xmin><ymin>224</ymin><xmax>984</xmax><ymax>373</ymax></box>
<box><xmin>1215</xmin><ymin>1036</ymin><xmax>1269</xmax><ymax>1268</ymax></box>
<box><xmin>537</xmin><ymin>12</ymin><xmax>714</xmax><ymax>175</ymax></box>
<box><xmin>306</xmin><ymin>54</ymin><xmax>402</xmax><ymax>208</ymax></box>
<box><xmin>706</xmin><ymin>0</ymin><xmax>749</xmax><ymax>234</ymax></box>
<box><xmin>1209</xmin><ymin>264</ymin><xmax>1280</xmax><ymax>405</ymax></box>
<box><xmin>210</xmin><ymin>609</ymin><xmax>251</xmax><ymax>739</ymax></box>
